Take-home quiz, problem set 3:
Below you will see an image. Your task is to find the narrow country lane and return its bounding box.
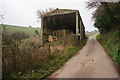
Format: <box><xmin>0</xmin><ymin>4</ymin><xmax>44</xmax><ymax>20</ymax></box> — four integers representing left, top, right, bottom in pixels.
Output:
<box><xmin>50</xmin><ymin>34</ymin><xmax>119</xmax><ymax>78</ymax></box>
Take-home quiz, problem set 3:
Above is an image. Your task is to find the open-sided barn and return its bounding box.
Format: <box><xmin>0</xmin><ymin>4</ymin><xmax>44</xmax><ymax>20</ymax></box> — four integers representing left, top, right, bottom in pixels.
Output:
<box><xmin>40</xmin><ymin>8</ymin><xmax>86</xmax><ymax>44</ymax></box>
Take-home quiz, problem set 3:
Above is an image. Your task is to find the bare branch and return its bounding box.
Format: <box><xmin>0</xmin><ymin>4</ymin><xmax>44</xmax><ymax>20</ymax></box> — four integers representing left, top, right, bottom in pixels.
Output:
<box><xmin>36</xmin><ymin>8</ymin><xmax>54</xmax><ymax>19</ymax></box>
<box><xmin>86</xmin><ymin>2</ymin><xmax>101</xmax><ymax>9</ymax></box>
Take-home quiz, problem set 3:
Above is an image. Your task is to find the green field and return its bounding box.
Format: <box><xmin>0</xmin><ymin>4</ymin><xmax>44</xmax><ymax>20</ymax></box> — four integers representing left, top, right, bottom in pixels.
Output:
<box><xmin>85</xmin><ymin>32</ymin><xmax>98</xmax><ymax>38</ymax></box>
<box><xmin>2</xmin><ymin>24</ymin><xmax>40</xmax><ymax>37</ymax></box>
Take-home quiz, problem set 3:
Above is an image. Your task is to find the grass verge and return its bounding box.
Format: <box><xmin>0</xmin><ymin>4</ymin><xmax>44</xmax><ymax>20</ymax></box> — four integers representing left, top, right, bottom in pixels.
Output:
<box><xmin>96</xmin><ymin>31</ymin><xmax>120</xmax><ymax>73</ymax></box>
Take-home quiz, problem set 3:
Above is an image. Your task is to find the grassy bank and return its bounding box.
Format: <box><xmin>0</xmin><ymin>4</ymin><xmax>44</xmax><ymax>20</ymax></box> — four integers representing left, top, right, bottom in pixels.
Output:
<box><xmin>97</xmin><ymin>31</ymin><xmax>120</xmax><ymax>72</ymax></box>
<box><xmin>2</xmin><ymin>24</ymin><xmax>40</xmax><ymax>37</ymax></box>
<box><xmin>10</xmin><ymin>39</ymin><xmax>87</xmax><ymax>79</ymax></box>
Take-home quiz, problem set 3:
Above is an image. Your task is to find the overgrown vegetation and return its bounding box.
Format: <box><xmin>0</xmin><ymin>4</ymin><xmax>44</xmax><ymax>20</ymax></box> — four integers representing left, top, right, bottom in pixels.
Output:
<box><xmin>17</xmin><ymin>44</ymin><xmax>86</xmax><ymax>79</ymax></box>
<box><xmin>52</xmin><ymin>29</ymin><xmax>79</xmax><ymax>47</ymax></box>
<box><xmin>2</xmin><ymin>28</ymin><xmax>87</xmax><ymax>79</ymax></box>
<box><xmin>2</xmin><ymin>29</ymin><xmax>49</xmax><ymax>78</ymax></box>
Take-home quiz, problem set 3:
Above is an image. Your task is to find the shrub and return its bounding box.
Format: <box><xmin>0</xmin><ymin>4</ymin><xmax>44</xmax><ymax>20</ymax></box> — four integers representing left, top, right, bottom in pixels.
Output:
<box><xmin>10</xmin><ymin>32</ymin><xmax>29</xmax><ymax>40</ymax></box>
<box><xmin>52</xmin><ymin>29</ymin><xmax>79</xmax><ymax>47</ymax></box>
<box><xmin>2</xmin><ymin>30</ymin><xmax>50</xmax><ymax>78</ymax></box>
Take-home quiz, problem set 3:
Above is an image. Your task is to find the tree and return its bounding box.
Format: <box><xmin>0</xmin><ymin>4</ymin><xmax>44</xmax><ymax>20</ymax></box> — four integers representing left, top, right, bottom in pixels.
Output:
<box><xmin>35</xmin><ymin>30</ymin><xmax>39</xmax><ymax>36</ymax></box>
<box><xmin>87</xmin><ymin>2</ymin><xmax>120</xmax><ymax>34</ymax></box>
<box><xmin>29</xmin><ymin>26</ymin><xmax>32</xmax><ymax>27</ymax></box>
<box><xmin>36</xmin><ymin>8</ymin><xmax>54</xmax><ymax>22</ymax></box>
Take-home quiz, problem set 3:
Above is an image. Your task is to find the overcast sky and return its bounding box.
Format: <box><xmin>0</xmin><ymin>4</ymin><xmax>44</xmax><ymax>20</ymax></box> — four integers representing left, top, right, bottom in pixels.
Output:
<box><xmin>0</xmin><ymin>0</ymin><xmax>98</xmax><ymax>31</ymax></box>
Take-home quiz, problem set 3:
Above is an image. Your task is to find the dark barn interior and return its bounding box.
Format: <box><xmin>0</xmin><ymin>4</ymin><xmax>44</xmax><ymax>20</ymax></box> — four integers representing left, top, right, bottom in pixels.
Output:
<box><xmin>41</xmin><ymin>9</ymin><xmax>85</xmax><ymax>43</ymax></box>
<box><xmin>43</xmin><ymin>13</ymin><xmax>78</xmax><ymax>33</ymax></box>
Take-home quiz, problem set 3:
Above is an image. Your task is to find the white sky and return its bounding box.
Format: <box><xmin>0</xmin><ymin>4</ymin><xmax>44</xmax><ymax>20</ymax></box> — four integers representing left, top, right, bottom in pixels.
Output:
<box><xmin>0</xmin><ymin>0</ymin><xmax>98</xmax><ymax>31</ymax></box>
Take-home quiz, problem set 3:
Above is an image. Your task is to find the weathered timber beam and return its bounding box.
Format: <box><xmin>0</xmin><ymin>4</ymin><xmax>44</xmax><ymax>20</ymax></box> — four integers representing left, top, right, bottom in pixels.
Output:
<box><xmin>76</xmin><ymin>12</ymin><xmax>79</xmax><ymax>36</ymax></box>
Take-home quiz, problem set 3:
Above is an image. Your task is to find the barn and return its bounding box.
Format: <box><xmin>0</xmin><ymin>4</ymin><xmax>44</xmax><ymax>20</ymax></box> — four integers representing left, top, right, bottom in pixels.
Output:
<box><xmin>40</xmin><ymin>8</ymin><xmax>86</xmax><ymax>44</ymax></box>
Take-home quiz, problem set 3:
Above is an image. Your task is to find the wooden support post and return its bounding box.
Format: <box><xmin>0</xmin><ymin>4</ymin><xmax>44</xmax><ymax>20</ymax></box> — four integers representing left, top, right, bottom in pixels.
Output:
<box><xmin>82</xmin><ymin>23</ymin><xmax>83</xmax><ymax>39</ymax></box>
<box><xmin>80</xmin><ymin>20</ymin><xmax>82</xmax><ymax>40</ymax></box>
<box><xmin>41</xmin><ymin>16</ymin><xmax>43</xmax><ymax>46</ymax></box>
<box><xmin>76</xmin><ymin>12</ymin><xmax>79</xmax><ymax>36</ymax></box>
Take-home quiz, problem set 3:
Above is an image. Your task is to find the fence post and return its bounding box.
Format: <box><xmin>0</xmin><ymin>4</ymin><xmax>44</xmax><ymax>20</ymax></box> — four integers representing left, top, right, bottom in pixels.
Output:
<box><xmin>48</xmin><ymin>42</ymin><xmax>51</xmax><ymax>55</ymax></box>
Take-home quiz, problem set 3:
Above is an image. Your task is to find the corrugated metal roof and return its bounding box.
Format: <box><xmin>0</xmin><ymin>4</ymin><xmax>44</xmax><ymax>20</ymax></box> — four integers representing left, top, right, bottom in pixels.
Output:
<box><xmin>43</xmin><ymin>8</ymin><xmax>79</xmax><ymax>17</ymax></box>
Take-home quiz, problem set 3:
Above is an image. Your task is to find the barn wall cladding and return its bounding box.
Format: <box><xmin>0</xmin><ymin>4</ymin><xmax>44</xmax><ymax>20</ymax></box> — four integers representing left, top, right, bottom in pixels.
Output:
<box><xmin>40</xmin><ymin>8</ymin><xmax>86</xmax><ymax>44</ymax></box>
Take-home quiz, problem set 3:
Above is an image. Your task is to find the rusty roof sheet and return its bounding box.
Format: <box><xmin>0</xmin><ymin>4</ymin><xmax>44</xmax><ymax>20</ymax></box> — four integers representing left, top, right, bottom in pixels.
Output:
<box><xmin>43</xmin><ymin>8</ymin><xmax>79</xmax><ymax>17</ymax></box>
